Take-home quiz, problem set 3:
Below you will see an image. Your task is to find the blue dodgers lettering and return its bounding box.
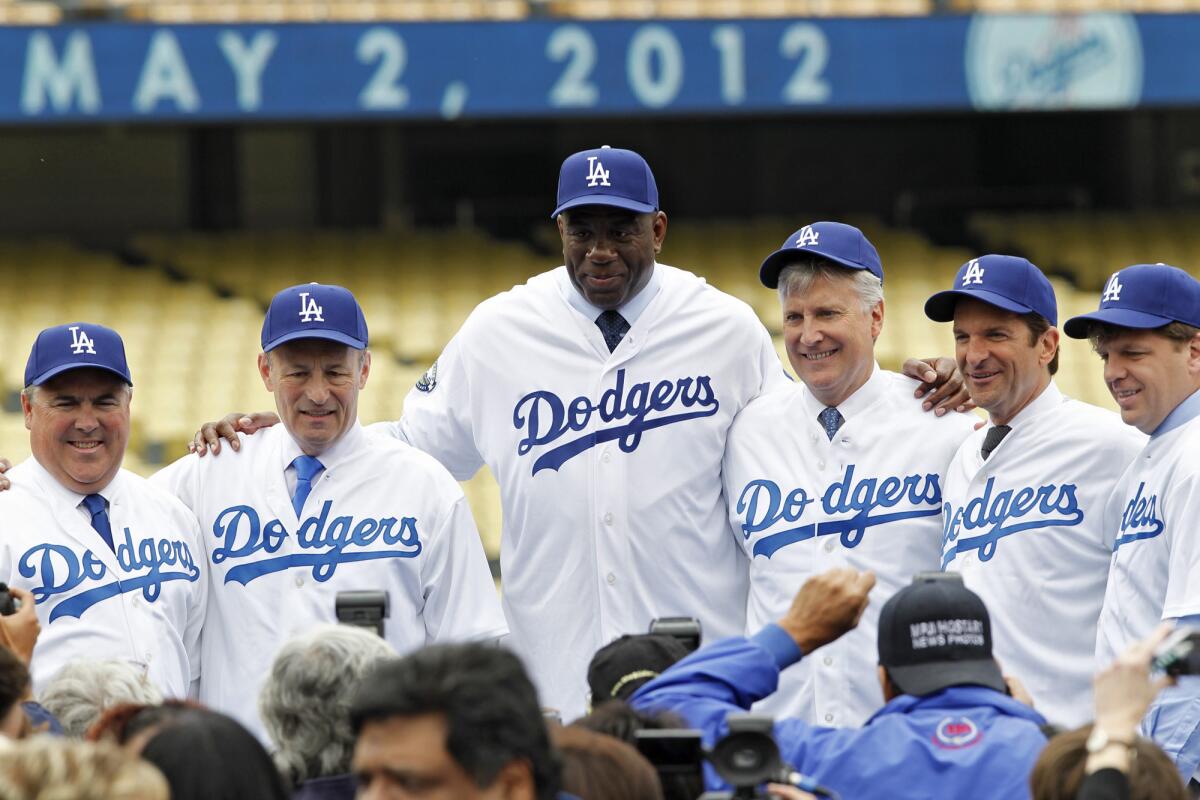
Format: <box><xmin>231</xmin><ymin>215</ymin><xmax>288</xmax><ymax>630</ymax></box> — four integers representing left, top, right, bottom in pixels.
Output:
<box><xmin>739</xmin><ymin>466</ymin><xmax>943</xmax><ymax>559</ymax></box>
<box><xmin>1112</xmin><ymin>482</ymin><xmax>1164</xmax><ymax>551</ymax></box>
<box><xmin>211</xmin><ymin>500</ymin><xmax>422</xmax><ymax>585</ymax></box>
<box><xmin>17</xmin><ymin>531</ymin><xmax>200</xmax><ymax>623</ymax></box>
<box><xmin>941</xmin><ymin>477</ymin><xmax>1083</xmax><ymax>566</ymax></box>
<box><xmin>512</xmin><ymin>369</ymin><xmax>719</xmax><ymax>475</ymax></box>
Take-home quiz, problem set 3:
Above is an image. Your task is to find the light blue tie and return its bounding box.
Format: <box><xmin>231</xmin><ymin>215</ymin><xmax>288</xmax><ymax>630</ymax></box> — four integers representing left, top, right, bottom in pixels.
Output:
<box><xmin>290</xmin><ymin>455</ymin><xmax>325</xmax><ymax>517</ymax></box>
<box><xmin>81</xmin><ymin>494</ymin><xmax>115</xmax><ymax>552</ymax></box>
<box><xmin>818</xmin><ymin>407</ymin><xmax>844</xmax><ymax>442</ymax></box>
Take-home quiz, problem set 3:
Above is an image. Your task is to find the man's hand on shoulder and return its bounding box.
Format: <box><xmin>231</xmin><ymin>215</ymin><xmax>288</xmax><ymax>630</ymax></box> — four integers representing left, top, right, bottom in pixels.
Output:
<box><xmin>189</xmin><ymin>412</ymin><xmax>280</xmax><ymax>457</ymax></box>
<box><xmin>902</xmin><ymin>357</ymin><xmax>975</xmax><ymax>416</ymax></box>
<box><xmin>0</xmin><ymin>458</ymin><xmax>9</xmax><ymax>492</ymax></box>
<box><xmin>779</xmin><ymin>567</ymin><xmax>875</xmax><ymax>656</ymax></box>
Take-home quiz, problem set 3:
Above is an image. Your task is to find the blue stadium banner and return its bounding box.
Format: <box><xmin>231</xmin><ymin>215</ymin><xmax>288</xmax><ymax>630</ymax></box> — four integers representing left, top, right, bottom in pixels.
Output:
<box><xmin>0</xmin><ymin>14</ymin><xmax>1189</xmax><ymax>123</ymax></box>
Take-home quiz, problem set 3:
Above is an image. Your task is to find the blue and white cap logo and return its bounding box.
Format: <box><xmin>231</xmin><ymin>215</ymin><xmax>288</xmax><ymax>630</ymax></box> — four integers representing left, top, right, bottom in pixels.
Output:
<box><xmin>24</xmin><ymin>322</ymin><xmax>132</xmax><ymax>387</ymax></box>
<box><xmin>1102</xmin><ymin>272</ymin><xmax>1124</xmax><ymax>303</ymax></box>
<box><xmin>794</xmin><ymin>226</ymin><xmax>820</xmax><ymax>248</ymax></box>
<box><xmin>1063</xmin><ymin>263</ymin><xmax>1200</xmax><ymax>338</ymax></box>
<box><xmin>261</xmin><ymin>283</ymin><xmax>368</xmax><ymax>352</ymax></box>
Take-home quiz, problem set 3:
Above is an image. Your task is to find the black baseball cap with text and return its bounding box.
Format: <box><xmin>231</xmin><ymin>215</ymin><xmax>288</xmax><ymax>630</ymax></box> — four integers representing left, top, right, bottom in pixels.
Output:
<box><xmin>877</xmin><ymin>573</ymin><xmax>1006</xmax><ymax>697</ymax></box>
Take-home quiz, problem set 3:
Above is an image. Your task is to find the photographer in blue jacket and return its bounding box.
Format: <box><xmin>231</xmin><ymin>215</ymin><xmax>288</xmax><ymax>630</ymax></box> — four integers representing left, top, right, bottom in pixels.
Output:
<box><xmin>631</xmin><ymin>568</ymin><xmax>1049</xmax><ymax>799</ymax></box>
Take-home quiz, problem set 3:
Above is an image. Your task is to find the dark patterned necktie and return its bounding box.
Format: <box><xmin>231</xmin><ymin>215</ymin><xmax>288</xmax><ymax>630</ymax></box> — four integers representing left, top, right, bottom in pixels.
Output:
<box><xmin>981</xmin><ymin>425</ymin><xmax>1011</xmax><ymax>461</ymax></box>
<box><xmin>595</xmin><ymin>310</ymin><xmax>631</xmax><ymax>353</ymax></box>
<box><xmin>818</xmin><ymin>407</ymin><xmax>844</xmax><ymax>442</ymax></box>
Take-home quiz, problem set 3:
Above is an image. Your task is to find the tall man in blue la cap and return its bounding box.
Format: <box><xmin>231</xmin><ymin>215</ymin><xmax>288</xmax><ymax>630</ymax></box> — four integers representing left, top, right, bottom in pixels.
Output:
<box><xmin>721</xmin><ymin>221</ymin><xmax>977</xmax><ymax>727</ymax></box>
<box><xmin>183</xmin><ymin>148</ymin><xmax>968</xmax><ymax>719</ymax></box>
<box><xmin>927</xmin><ymin>256</ymin><xmax>1144</xmax><ymax>727</ymax></box>
<box><xmin>152</xmin><ymin>283</ymin><xmax>507</xmax><ymax>741</ymax></box>
<box><xmin>1064</xmin><ymin>264</ymin><xmax>1200</xmax><ymax>779</ymax></box>
<box><xmin>0</xmin><ymin>323</ymin><xmax>207</xmax><ymax>697</ymax></box>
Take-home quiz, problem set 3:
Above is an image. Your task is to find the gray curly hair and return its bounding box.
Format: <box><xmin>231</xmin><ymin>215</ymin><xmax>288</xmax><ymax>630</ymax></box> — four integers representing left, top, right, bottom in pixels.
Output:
<box><xmin>258</xmin><ymin>624</ymin><xmax>394</xmax><ymax>785</ymax></box>
<box><xmin>38</xmin><ymin>661</ymin><xmax>162</xmax><ymax>739</ymax></box>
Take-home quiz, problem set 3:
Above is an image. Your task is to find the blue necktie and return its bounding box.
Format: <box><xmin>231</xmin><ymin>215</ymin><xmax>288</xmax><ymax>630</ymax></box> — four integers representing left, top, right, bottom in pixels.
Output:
<box><xmin>818</xmin><ymin>407</ymin><xmax>844</xmax><ymax>442</ymax></box>
<box><xmin>595</xmin><ymin>310</ymin><xmax>630</xmax><ymax>353</ymax></box>
<box><xmin>290</xmin><ymin>455</ymin><xmax>325</xmax><ymax>517</ymax></box>
<box><xmin>81</xmin><ymin>494</ymin><xmax>115</xmax><ymax>553</ymax></box>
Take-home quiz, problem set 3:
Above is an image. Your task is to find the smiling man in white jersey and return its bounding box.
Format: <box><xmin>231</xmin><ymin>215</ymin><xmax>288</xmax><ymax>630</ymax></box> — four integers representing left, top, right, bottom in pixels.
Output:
<box><xmin>1065</xmin><ymin>263</ymin><xmax>1200</xmax><ymax>778</ymax></box>
<box><xmin>927</xmin><ymin>255</ymin><xmax>1143</xmax><ymax>728</ymax></box>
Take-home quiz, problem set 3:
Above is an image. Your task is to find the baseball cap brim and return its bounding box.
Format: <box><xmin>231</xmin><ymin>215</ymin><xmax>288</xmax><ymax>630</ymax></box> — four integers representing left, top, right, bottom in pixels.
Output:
<box><xmin>551</xmin><ymin>195</ymin><xmax>658</xmax><ymax>220</ymax></box>
<box><xmin>28</xmin><ymin>362</ymin><xmax>132</xmax><ymax>388</ymax></box>
<box><xmin>887</xmin><ymin>657</ymin><xmax>1006</xmax><ymax>697</ymax></box>
<box><xmin>1062</xmin><ymin>307</ymin><xmax>1176</xmax><ymax>339</ymax></box>
<box><xmin>759</xmin><ymin>248</ymin><xmax>875</xmax><ymax>289</ymax></box>
<box><xmin>924</xmin><ymin>288</ymin><xmax>1036</xmax><ymax>322</ymax></box>
<box><xmin>263</xmin><ymin>329</ymin><xmax>367</xmax><ymax>352</ymax></box>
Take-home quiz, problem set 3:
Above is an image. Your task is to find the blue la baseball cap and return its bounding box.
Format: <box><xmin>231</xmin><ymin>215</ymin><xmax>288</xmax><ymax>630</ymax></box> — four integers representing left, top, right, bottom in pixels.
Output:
<box><xmin>758</xmin><ymin>222</ymin><xmax>884</xmax><ymax>288</ymax></box>
<box><xmin>924</xmin><ymin>255</ymin><xmax>1058</xmax><ymax>326</ymax></box>
<box><xmin>1063</xmin><ymin>264</ymin><xmax>1200</xmax><ymax>339</ymax></box>
<box><xmin>551</xmin><ymin>146</ymin><xmax>659</xmax><ymax>219</ymax></box>
<box><xmin>24</xmin><ymin>322</ymin><xmax>132</xmax><ymax>387</ymax></box>
<box><xmin>261</xmin><ymin>283</ymin><xmax>368</xmax><ymax>352</ymax></box>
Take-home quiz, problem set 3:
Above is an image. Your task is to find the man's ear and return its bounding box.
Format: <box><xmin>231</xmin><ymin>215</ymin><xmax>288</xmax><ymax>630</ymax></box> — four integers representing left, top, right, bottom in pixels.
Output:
<box><xmin>488</xmin><ymin>758</ymin><xmax>535</xmax><ymax>800</ymax></box>
<box><xmin>258</xmin><ymin>352</ymin><xmax>274</xmax><ymax>391</ymax></box>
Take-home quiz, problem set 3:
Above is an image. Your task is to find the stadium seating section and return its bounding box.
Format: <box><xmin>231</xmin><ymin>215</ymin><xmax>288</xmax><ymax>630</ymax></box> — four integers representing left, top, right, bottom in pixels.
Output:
<box><xmin>0</xmin><ymin>216</ymin><xmax>1150</xmax><ymax>562</ymax></box>
<box><xmin>4</xmin><ymin>0</ymin><xmax>1200</xmax><ymax>23</ymax></box>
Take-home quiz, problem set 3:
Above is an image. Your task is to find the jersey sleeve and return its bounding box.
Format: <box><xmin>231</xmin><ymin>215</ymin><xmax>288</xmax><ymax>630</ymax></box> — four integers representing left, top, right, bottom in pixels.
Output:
<box><xmin>1162</xmin><ymin>469</ymin><xmax>1200</xmax><ymax>620</ymax></box>
<box><xmin>150</xmin><ymin>451</ymin><xmax>206</xmax><ymax>512</ymax></box>
<box><xmin>753</xmin><ymin>322</ymin><xmax>791</xmax><ymax>394</ymax></box>
<box><xmin>179</xmin><ymin>509</ymin><xmax>208</xmax><ymax>694</ymax></box>
<box><xmin>395</xmin><ymin>332</ymin><xmax>486</xmax><ymax>481</ymax></box>
<box><xmin>417</xmin><ymin>492</ymin><xmax>507</xmax><ymax>643</ymax></box>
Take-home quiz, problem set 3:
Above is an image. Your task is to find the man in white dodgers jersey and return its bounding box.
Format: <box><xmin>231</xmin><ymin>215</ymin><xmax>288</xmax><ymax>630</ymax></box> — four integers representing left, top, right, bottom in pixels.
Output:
<box><xmin>153</xmin><ymin>283</ymin><xmax>506</xmax><ymax>740</ymax></box>
<box><xmin>722</xmin><ymin>222</ymin><xmax>977</xmax><ymax>727</ymax></box>
<box><xmin>927</xmin><ymin>256</ymin><xmax>1143</xmax><ymax>727</ymax></box>
<box><xmin>0</xmin><ymin>323</ymin><xmax>206</xmax><ymax>697</ymax></box>
<box><xmin>184</xmin><ymin>148</ymin><xmax>969</xmax><ymax>719</ymax></box>
<box><xmin>1065</xmin><ymin>264</ymin><xmax>1200</xmax><ymax>776</ymax></box>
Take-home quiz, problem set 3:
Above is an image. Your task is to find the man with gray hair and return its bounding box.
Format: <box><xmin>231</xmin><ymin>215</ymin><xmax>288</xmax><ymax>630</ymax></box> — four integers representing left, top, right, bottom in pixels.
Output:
<box><xmin>722</xmin><ymin>222</ymin><xmax>977</xmax><ymax>726</ymax></box>
<box><xmin>259</xmin><ymin>624</ymin><xmax>393</xmax><ymax>799</ymax></box>
<box><xmin>39</xmin><ymin>660</ymin><xmax>163</xmax><ymax>738</ymax></box>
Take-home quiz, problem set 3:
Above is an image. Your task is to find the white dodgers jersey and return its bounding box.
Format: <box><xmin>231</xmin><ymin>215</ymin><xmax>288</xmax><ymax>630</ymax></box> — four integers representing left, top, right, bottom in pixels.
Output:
<box><xmin>723</xmin><ymin>366</ymin><xmax>977</xmax><ymax>727</ymax></box>
<box><xmin>942</xmin><ymin>383</ymin><xmax>1144</xmax><ymax>727</ymax></box>
<box><xmin>152</xmin><ymin>422</ymin><xmax>507</xmax><ymax>740</ymax></box>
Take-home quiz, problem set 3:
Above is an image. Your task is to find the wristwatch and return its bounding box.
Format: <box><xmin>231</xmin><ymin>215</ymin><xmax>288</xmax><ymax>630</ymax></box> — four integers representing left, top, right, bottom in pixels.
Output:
<box><xmin>1086</xmin><ymin>727</ymin><xmax>1137</xmax><ymax>753</ymax></box>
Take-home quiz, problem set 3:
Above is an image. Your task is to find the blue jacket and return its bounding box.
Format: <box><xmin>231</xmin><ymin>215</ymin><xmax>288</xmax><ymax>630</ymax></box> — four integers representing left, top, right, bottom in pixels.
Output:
<box><xmin>631</xmin><ymin>625</ymin><xmax>1048</xmax><ymax>799</ymax></box>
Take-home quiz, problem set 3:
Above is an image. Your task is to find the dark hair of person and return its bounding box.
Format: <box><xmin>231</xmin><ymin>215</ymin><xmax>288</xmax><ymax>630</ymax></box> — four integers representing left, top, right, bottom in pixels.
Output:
<box><xmin>0</xmin><ymin>646</ymin><xmax>30</xmax><ymax>721</ymax></box>
<box><xmin>1030</xmin><ymin>725</ymin><xmax>1189</xmax><ymax>800</ymax></box>
<box><xmin>86</xmin><ymin>700</ymin><xmax>203</xmax><ymax>745</ymax></box>
<box><xmin>554</xmin><ymin>724</ymin><xmax>663</xmax><ymax>800</ymax></box>
<box><xmin>574</xmin><ymin>701</ymin><xmax>702</xmax><ymax>800</ymax></box>
<box><xmin>1020</xmin><ymin>312</ymin><xmax>1060</xmax><ymax>375</ymax></box>
<box><xmin>138</xmin><ymin>707</ymin><xmax>289</xmax><ymax>800</ymax></box>
<box><xmin>350</xmin><ymin>643</ymin><xmax>561</xmax><ymax>800</ymax></box>
<box><xmin>1088</xmin><ymin>320</ymin><xmax>1200</xmax><ymax>352</ymax></box>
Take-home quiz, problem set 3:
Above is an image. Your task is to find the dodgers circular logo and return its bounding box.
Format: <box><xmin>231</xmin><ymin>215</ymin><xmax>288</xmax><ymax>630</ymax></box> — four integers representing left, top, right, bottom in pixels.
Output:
<box><xmin>933</xmin><ymin>716</ymin><xmax>983</xmax><ymax>750</ymax></box>
<box><xmin>966</xmin><ymin>14</ymin><xmax>1143</xmax><ymax>110</ymax></box>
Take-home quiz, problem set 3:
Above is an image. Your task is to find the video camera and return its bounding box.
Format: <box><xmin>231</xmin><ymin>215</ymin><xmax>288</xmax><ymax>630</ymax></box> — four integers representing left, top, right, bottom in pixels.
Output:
<box><xmin>636</xmin><ymin>714</ymin><xmax>840</xmax><ymax>800</ymax></box>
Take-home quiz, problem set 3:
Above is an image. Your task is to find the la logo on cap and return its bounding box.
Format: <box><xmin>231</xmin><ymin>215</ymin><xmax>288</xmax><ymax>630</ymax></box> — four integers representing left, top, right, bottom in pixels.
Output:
<box><xmin>794</xmin><ymin>225</ymin><xmax>820</xmax><ymax>248</ymax></box>
<box><xmin>69</xmin><ymin>325</ymin><xmax>96</xmax><ymax>355</ymax></box>
<box><xmin>299</xmin><ymin>291</ymin><xmax>325</xmax><ymax>323</ymax></box>
<box><xmin>1102</xmin><ymin>273</ymin><xmax>1123</xmax><ymax>303</ymax></box>
<box><xmin>585</xmin><ymin>155</ymin><xmax>611</xmax><ymax>188</ymax></box>
<box><xmin>961</xmin><ymin>259</ymin><xmax>985</xmax><ymax>286</ymax></box>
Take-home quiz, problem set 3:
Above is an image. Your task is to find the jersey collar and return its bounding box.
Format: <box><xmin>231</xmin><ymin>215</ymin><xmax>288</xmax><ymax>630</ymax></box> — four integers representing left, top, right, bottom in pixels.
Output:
<box><xmin>798</xmin><ymin>361</ymin><xmax>885</xmax><ymax>425</ymax></box>
<box><xmin>995</xmin><ymin>379</ymin><xmax>1063</xmax><ymax>431</ymax></box>
<box><xmin>1152</xmin><ymin>387</ymin><xmax>1200</xmax><ymax>439</ymax></box>
<box><xmin>279</xmin><ymin>420</ymin><xmax>366</xmax><ymax>477</ymax></box>
<box><xmin>559</xmin><ymin>263</ymin><xmax>663</xmax><ymax>327</ymax></box>
<box><xmin>23</xmin><ymin>454</ymin><xmax>121</xmax><ymax>510</ymax></box>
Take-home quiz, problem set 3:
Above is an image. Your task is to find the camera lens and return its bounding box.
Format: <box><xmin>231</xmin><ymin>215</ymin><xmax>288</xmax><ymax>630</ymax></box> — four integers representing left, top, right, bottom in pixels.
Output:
<box><xmin>730</xmin><ymin>747</ymin><xmax>764</xmax><ymax>770</ymax></box>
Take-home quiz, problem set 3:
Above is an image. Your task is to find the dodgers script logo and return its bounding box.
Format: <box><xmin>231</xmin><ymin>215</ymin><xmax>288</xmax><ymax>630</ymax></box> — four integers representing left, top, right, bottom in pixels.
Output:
<box><xmin>512</xmin><ymin>368</ymin><xmax>719</xmax><ymax>475</ymax></box>
<box><xmin>736</xmin><ymin>466</ymin><xmax>943</xmax><ymax>559</ymax></box>
<box><xmin>942</xmin><ymin>477</ymin><xmax>1083</xmax><ymax>567</ymax></box>
<box><xmin>933</xmin><ymin>716</ymin><xmax>983</xmax><ymax>750</ymax></box>
<box><xmin>210</xmin><ymin>500</ymin><xmax>421</xmax><ymax>585</ymax></box>
<box><xmin>1113</xmin><ymin>481</ymin><xmax>1164</xmax><ymax>551</ymax></box>
<box><xmin>69</xmin><ymin>325</ymin><xmax>96</xmax><ymax>355</ymax></box>
<box><xmin>19</xmin><ymin>530</ymin><xmax>199</xmax><ymax>623</ymax></box>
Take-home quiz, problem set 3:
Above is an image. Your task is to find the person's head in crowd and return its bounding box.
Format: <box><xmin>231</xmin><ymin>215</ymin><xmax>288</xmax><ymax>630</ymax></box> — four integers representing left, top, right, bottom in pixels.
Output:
<box><xmin>259</xmin><ymin>623</ymin><xmax>393</xmax><ymax>788</ymax></box>
<box><xmin>39</xmin><ymin>661</ymin><xmax>162</xmax><ymax>739</ymax></box>
<box><xmin>259</xmin><ymin>283</ymin><xmax>370</xmax><ymax>456</ymax></box>
<box><xmin>0</xmin><ymin>646</ymin><xmax>30</xmax><ymax>739</ymax></box>
<box><xmin>574</xmin><ymin>701</ymin><xmax>702</xmax><ymax>800</ymax></box>
<box><xmin>349</xmin><ymin>642</ymin><xmax>561</xmax><ymax>800</ymax></box>
<box><xmin>85</xmin><ymin>700</ymin><xmax>200</xmax><ymax>752</ymax></box>
<box><xmin>138</xmin><ymin>706</ymin><xmax>288</xmax><ymax>800</ymax></box>
<box><xmin>1030</xmin><ymin>725</ymin><xmax>1188</xmax><ymax>800</ymax></box>
<box><xmin>553</xmin><ymin>725</ymin><xmax>663</xmax><ymax>800</ymax></box>
<box><xmin>925</xmin><ymin>255</ymin><xmax>1060</xmax><ymax>425</ymax></box>
<box><xmin>587</xmin><ymin>634</ymin><xmax>689</xmax><ymax>708</ymax></box>
<box><xmin>1063</xmin><ymin>264</ymin><xmax>1200</xmax><ymax>435</ymax></box>
<box><xmin>876</xmin><ymin>574</ymin><xmax>1008</xmax><ymax>702</ymax></box>
<box><xmin>0</xmin><ymin>738</ymin><xmax>168</xmax><ymax>800</ymax></box>
<box><xmin>758</xmin><ymin>222</ymin><xmax>885</xmax><ymax>406</ymax></box>
<box><xmin>20</xmin><ymin>323</ymin><xmax>133</xmax><ymax>494</ymax></box>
